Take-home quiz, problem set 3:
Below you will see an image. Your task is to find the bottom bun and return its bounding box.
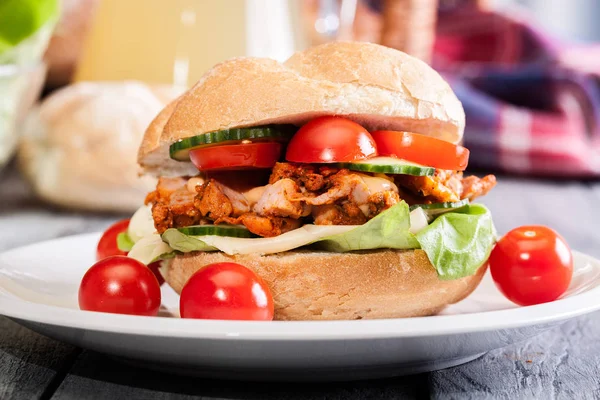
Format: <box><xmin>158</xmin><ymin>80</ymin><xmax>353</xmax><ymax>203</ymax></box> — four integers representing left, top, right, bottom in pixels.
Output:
<box><xmin>164</xmin><ymin>249</ymin><xmax>487</xmax><ymax>321</ymax></box>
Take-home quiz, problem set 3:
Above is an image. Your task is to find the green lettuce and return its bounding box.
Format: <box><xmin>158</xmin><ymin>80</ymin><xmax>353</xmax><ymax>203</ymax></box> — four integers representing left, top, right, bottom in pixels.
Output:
<box><xmin>157</xmin><ymin>201</ymin><xmax>496</xmax><ymax>281</ymax></box>
<box><xmin>317</xmin><ymin>201</ymin><xmax>419</xmax><ymax>251</ymax></box>
<box><xmin>161</xmin><ymin>229</ymin><xmax>218</xmax><ymax>253</ymax></box>
<box><xmin>116</xmin><ymin>232</ymin><xmax>135</xmax><ymax>253</ymax></box>
<box><xmin>0</xmin><ymin>0</ymin><xmax>59</xmax><ymax>56</ymax></box>
<box><xmin>415</xmin><ymin>204</ymin><xmax>496</xmax><ymax>280</ymax></box>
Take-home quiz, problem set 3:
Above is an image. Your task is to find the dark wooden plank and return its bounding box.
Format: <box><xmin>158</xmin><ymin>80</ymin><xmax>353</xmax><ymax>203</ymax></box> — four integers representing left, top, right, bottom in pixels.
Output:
<box><xmin>430</xmin><ymin>176</ymin><xmax>600</xmax><ymax>398</ymax></box>
<box><xmin>430</xmin><ymin>312</ymin><xmax>600</xmax><ymax>399</ymax></box>
<box><xmin>51</xmin><ymin>350</ymin><xmax>427</xmax><ymax>400</ymax></box>
<box><xmin>0</xmin><ymin>317</ymin><xmax>79</xmax><ymax>400</ymax></box>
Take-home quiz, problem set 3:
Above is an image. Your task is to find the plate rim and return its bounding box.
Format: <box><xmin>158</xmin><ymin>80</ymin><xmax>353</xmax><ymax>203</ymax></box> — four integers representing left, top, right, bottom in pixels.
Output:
<box><xmin>1</xmin><ymin>233</ymin><xmax>599</xmax><ymax>341</ymax></box>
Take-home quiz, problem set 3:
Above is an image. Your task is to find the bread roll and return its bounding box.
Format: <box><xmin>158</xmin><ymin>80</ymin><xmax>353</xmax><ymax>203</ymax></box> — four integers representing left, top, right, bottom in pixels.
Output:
<box><xmin>164</xmin><ymin>249</ymin><xmax>486</xmax><ymax>321</ymax></box>
<box><xmin>19</xmin><ymin>81</ymin><xmax>182</xmax><ymax>212</ymax></box>
<box><xmin>138</xmin><ymin>41</ymin><xmax>465</xmax><ymax>176</ymax></box>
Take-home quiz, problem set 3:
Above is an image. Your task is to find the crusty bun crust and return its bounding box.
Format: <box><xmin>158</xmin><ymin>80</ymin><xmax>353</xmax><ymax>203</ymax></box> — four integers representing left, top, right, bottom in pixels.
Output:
<box><xmin>139</xmin><ymin>41</ymin><xmax>465</xmax><ymax>176</ymax></box>
<box><xmin>18</xmin><ymin>81</ymin><xmax>181</xmax><ymax>212</ymax></box>
<box><xmin>164</xmin><ymin>249</ymin><xmax>486</xmax><ymax>321</ymax></box>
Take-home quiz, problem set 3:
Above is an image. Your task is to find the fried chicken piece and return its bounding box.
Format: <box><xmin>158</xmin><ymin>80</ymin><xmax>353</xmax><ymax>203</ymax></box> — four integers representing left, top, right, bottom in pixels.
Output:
<box><xmin>461</xmin><ymin>175</ymin><xmax>497</xmax><ymax>201</ymax></box>
<box><xmin>168</xmin><ymin>187</ymin><xmax>202</xmax><ymax>228</ymax></box>
<box><xmin>396</xmin><ymin>169</ymin><xmax>497</xmax><ymax>204</ymax></box>
<box><xmin>194</xmin><ymin>180</ymin><xmax>234</xmax><ymax>220</ymax></box>
<box><xmin>216</xmin><ymin>182</ymin><xmax>251</xmax><ymax>215</ymax></box>
<box><xmin>395</xmin><ymin>170</ymin><xmax>461</xmax><ymax>203</ymax></box>
<box><xmin>269</xmin><ymin>162</ymin><xmax>338</xmax><ymax>191</ymax></box>
<box><xmin>150</xmin><ymin>200</ymin><xmax>173</xmax><ymax>234</ymax></box>
<box><xmin>147</xmin><ymin>177</ymin><xmax>192</xmax><ymax>234</ymax></box>
<box><xmin>218</xmin><ymin>213</ymin><xmax>302</xmax><ymax>237</ymax></box>
<box><xmin>367</xmin><ymin>190</ymin><xmax>400</xmax><ymax>215</ymax></box>
<box><xmin>297</xmin><ymin>170</ymin><xmax>369</xmax><ymax>205</ymax></box>
<box><xmin>253</xmin><ymin>178</ymin><xmax>311</xmax><ymax>218</ymax></box>
<box><xmin>312</xmin><ymin>203</ymin><xmax>367</xmax><ymax>225</ymax></box>
<box><xmin>155</xmin><ymin>176</ymin><xmax>189</xmax><ymax>199</ymax></box>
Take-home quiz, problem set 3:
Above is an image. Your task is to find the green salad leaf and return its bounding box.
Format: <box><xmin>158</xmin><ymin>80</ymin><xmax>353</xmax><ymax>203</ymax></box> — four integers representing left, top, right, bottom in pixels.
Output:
<box><xmin>116</xmin><ymin>232</ymin><xmax>135</xmax><ymax>253</ymax></box>
<box><xmin>0</xmin><ymin>0</ymin><xmax>59</xmax><ymax>55</ymax></box>
<box><xmin>317</xmin><ymin>201</ymin><xmax>419</xmax><ymax>251</ymax></box>
<box><xmin>162</xmin><ymin>229</ymin><xmax>218</xmax><ymax>253</ymax></box>
<box><xmin>415</xmin><ymin>204</ymin><xmax>496</xmax><ymax>280</ymax></box>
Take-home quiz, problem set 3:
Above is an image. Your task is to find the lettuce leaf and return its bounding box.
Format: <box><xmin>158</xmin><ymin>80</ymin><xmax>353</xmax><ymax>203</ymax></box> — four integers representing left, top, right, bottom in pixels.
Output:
<box><xmin>415</xmin><ymin>204</ymin><xmax>496</xmax><ymax>280</ymax></box>
<box><xmin>116</xmin><ymin>232</ymin><xmax>135</xmax><ymax>253</ymax></box>
<box><xmin>127</xmin><ymin>234</ymin><xmax>175</xmax><ymax>265</ymax></box>
<box><xmin>161</xmin><ymin>229</ymin><xmax>218</xmax><ymax>253</ymax></box>
<box><xmin>0</xmin><ymin>0</ymin><xmax>58</xmax><ymax>56</ymax></box>
<box><xmin>317</xmin><ymin>201</ymin><xmax>419</xmax><ymax>251</ymax></box>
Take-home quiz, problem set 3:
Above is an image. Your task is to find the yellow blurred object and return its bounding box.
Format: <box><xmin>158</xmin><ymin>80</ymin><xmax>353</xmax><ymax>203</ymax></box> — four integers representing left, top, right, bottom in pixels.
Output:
<box><xmin>74</xmin><ymin>0</ymin><xmax>302</xmax><ymax>87</ymax></box>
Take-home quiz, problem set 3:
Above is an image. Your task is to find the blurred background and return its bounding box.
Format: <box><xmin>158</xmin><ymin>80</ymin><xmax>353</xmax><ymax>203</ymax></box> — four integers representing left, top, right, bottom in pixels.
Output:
<box><xmin>2</xmin><ymin>0</ymin><xmax>600</xmax><ymax>214</ymax></box>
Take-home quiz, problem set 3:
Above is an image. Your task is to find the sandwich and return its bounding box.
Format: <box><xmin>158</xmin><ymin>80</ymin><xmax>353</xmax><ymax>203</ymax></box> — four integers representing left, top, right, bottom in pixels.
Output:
<box><xmin>123</xmin><ymin>41</ymin><xmax>497</xmax><ymax>320</ymax></box>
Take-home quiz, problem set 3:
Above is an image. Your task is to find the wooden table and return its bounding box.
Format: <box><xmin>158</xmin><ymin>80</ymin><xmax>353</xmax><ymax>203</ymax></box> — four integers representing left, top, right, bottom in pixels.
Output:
<box><xmin>2</xmin><ymin>163</ymin><xmax>600</xmax><ymax>399</ymax></box>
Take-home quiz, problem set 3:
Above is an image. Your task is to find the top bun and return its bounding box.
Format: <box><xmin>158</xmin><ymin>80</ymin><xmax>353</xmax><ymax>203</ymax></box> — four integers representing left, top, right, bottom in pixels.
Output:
<box><xmin>139</xmin><ymin>41</ymin><xmax>465</xmax><ymax>176</ymax></box>
<box><xmin>19</xmin><ymin>81</ymin><xmax>182</xmax><ymax>212</ymax></box>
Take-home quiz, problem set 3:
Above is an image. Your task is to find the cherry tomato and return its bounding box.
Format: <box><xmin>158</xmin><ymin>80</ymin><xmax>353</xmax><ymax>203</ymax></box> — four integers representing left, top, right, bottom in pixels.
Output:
<box><xmin>489</xmin><ymin>226</ymin><xmax>573</xmax><ymax>306</ymax></box>
<box><xmin>96</xmin><ymin>219</ymin><xmax>130</xmax><ymax>261</ymax></box>
<box><xmin>180</xmin><ymin>262</ymin><xmax>274</xmax><ymax>320</ymax></box>
<box><xmin>189</xmin><ymin>142</ymin><xmax>282</xmax><ymax>171</ymax></box>
<box><xmin>148</xmin><ymin>261</ymin><xmax>165</xmax><ymax>286</ymax></box>
<box><xmin>371</xmin><ymin>130</ymin><xmax>470</xmax><ymax>170</ymax></box>
<box><xmin>285</xmin><ymin>116</ymin><xmax>377</xmax><ymax>163</ymax></box>
<box><xmin>79</xmin><ymin>256</ymin><xmax>162</xmax><ymax>316</ymax></box>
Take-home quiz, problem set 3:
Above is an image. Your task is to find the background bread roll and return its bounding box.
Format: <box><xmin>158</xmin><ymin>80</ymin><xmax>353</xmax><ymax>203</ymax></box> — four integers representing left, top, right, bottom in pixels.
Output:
<box><xmin>19</xmin><ymin>81</ymin><xmax>182</xmax><ymax>212</ymax></box>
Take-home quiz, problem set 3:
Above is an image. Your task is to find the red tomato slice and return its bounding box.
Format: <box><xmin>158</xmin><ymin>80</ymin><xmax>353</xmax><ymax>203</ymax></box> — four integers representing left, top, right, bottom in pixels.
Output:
<box><xmin>285</xmin><ymin>116</ymin><xmax>377</xmax><ymax>163</ymax></box>
<box><xmin>371</xmin><ymin>131</ymin><xmax>470</xmax><ymax>170</ymax></box>
<box><xmin>489</xmin><ymin>226</ymin><xmax>573</xmax><ymax>306</ymax></box>
<box><xmin>189</xmin><ymin>142</ymin><xmax>282</xmax><ymax>171</ymax></box>
<box><xmin>180</xmin><ymin>262</ymin><xmax>274</xmax><ymax>321</ymax></box>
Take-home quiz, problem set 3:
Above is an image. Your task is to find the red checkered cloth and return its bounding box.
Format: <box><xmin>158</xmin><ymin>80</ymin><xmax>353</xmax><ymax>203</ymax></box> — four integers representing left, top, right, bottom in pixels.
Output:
<box><xmin>433</xmin><ymin>7</ymin><xmax>600</xmax><ymax>177</ymax></box>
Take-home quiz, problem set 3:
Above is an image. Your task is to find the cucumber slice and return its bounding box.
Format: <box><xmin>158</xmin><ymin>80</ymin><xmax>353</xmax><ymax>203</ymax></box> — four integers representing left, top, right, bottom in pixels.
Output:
<box><xmin>339</xmin><ymin>157</ymin><xmax>435</xmax><ymax>176</ymax></box>
<box><xmin>410</xmin><ymin>199</ymin><xmax>469</xmax><ymax>222</ymax></box>
<box><xmin>170</xmin><ymin>125</ymin><xmax>297</xmax><ymax>161</ymax></box>
<box><xmin>176</xmin><ymin>225</ymin><xmax>257</xmax><ymax>238</ymax></box>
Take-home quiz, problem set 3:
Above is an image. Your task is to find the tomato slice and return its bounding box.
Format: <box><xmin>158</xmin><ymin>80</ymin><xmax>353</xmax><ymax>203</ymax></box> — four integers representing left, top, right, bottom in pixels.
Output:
<box><xmin>285</xmin><ymin>116</ymin><xmax>377</xmax><ymax>163</ymax></box>
<box><xmin>189</xmin><ymin>142</ymin><xmax>282</xmax><ymax>171</ymax></box>
<box><xmin>371</xmin><ymin>131</ymin><xmax>470</xmax><ymax>170</ymax></box>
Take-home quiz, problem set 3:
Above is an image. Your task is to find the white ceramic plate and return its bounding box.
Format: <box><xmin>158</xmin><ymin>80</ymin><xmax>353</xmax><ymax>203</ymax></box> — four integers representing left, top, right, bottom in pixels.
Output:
<box><xmin>1</xmin><ymin>233</ymin><xmax>600</xmax><ymax>381</ymax></box>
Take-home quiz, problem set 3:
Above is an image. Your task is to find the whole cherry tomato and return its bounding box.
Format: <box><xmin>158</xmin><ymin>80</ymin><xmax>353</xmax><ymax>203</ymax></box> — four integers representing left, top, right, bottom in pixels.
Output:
<box><xmin>180</xmin><ymin>262</ymin><xmax>274</xmax><ymax>320</ymax></box>
<box><xmin>489</xmin><ymin>225</ymin><xmax>573</xmax><ymax>306</ymax></box>
<box><xmin>147</xmin><ymin>261</ymin><xmax>165</xmax><ymax>286</ymax></box>
<box><xmin>96</xmin><ymin>219</ymin><xmax>130</xmax><ymax>261</ymax></box>
<box><xmin>96</xmin><ymin>219</ymin><xmax>165</xmax><ymax>285</ymax></box>
<box><xmin>79</xmin><ymin>256</ymin><xmax>162</xmax><ymax>316</ymax></box>
<box><xmin>285</xmin><ymin>116</ymin><xmax>377</xmax><ymax>163</ymax></box>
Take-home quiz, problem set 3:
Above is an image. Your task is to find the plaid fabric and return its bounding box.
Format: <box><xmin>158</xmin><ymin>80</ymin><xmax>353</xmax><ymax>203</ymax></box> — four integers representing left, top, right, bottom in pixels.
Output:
<box><xmin>434</xmin><ymin>8</ymin><xmax>600</xmax><ymax>176</ymax></box>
